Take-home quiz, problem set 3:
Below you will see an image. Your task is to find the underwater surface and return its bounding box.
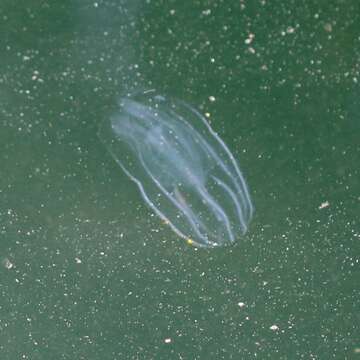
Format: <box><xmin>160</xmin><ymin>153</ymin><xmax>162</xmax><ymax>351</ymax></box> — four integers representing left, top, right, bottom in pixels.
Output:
<box><xmin>0</xmin><ymin>1</ymin><xmax>359</xmax><ymax>359</ymax></box>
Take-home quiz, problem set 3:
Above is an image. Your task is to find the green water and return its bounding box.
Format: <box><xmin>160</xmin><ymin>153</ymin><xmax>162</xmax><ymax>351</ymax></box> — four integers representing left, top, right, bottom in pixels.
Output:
<box><xmin>1</xmin><ymin>1</ymin><xmax>359</xmax><ymax>359</ymax></box>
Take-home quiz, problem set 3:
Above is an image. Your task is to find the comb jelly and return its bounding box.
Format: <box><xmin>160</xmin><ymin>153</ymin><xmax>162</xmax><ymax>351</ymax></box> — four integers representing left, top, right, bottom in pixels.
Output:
<box><xmin>98</xmin><ymin>91</ymin><xmax>253</xmax><ymax>247</ymax></box>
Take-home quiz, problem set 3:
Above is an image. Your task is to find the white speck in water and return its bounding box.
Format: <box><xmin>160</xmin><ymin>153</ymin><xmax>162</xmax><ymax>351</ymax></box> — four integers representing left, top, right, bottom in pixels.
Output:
<box><xmin>245</xmin><ymin>33</ymin><xmax>255</xmax><ymax>44</ymax></box>
<box><xmin>2</xmin><ymin>258</ymin><xmax>14</xmax><ymax>269</ymax></box>
<box><xmin>318</xmin><ymin>201</ymin><xmax>330</xmax><ymax>209</ymax></box>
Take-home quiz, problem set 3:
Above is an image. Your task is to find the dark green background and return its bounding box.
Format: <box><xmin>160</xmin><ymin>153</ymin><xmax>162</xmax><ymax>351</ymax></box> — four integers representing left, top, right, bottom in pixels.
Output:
<box><xmin>1</xmin><ymin>1</ymin><xmax>359</xmax><ymax>359</ymax></box>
